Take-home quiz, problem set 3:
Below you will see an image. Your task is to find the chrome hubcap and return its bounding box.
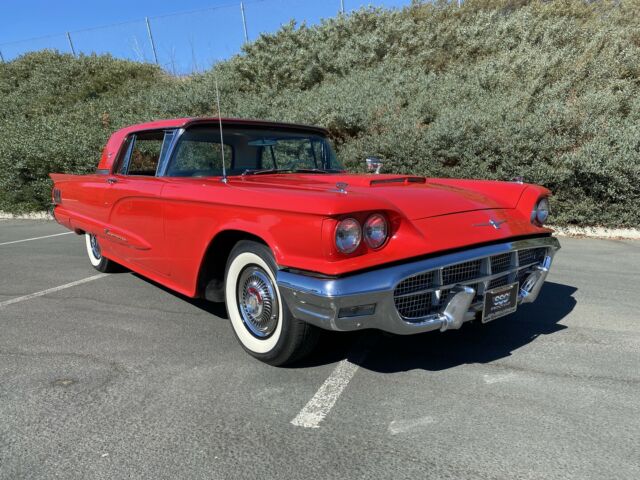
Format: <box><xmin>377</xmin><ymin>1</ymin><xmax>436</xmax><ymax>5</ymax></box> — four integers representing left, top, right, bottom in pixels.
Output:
<box><xmin>237</xmin><ymin>266</ymin><xmax>279</xmax><ymax>338</ymax></box>
<box><xmin>89</xmin><ymin>234</ymin><xmax>101</xmax><ymax>259</ymax></box>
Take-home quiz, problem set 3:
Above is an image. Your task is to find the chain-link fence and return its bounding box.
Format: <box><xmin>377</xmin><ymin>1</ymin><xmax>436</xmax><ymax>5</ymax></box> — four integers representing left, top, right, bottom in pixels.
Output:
<box><xmin>0</xmin><ymin>0</ymin><xmax>411</xmax><ymax>74</ymax></box>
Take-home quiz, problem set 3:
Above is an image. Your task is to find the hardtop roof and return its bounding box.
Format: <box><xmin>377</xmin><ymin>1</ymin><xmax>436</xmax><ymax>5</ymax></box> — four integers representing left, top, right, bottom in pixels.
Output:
<box><xmin>118</xmin><ymin>117</ymin><xmax>328</xmax><ymax>135</ymax></box>
<box><xmin>97</xmin><ymin>117</ymin><xmax>329</xmax><ymax>171</ymax></box>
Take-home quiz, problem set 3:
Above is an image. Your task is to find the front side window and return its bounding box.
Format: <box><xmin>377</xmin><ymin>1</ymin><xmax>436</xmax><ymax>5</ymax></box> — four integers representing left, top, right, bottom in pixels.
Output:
<box><xmin>167</xmin><ymin>134</ymin><xmax>232</xmax><ymax>177</ymax></box>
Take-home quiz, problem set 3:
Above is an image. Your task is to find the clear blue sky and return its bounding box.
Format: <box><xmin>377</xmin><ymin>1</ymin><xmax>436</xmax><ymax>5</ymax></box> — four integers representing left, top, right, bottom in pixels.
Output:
<box><xmin>0</xmin><ymin>0</ymin><xmax>410</xmax><ymax>73</ymax></box>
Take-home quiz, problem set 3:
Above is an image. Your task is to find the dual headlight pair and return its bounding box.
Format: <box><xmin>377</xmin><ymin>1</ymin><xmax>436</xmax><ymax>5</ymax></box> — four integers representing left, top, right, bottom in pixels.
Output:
<box><xmin>335</xmin><ymin>198</ymin><xmax>549</xmax><ymax>254</ymax></box>
<box><xmin>335</xmin><ymin>214</ymin><xmax>388</xmax><ymax>254</ymax></box>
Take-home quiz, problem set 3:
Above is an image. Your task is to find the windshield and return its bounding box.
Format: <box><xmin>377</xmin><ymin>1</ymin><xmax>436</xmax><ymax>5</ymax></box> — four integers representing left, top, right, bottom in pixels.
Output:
<box><xmin>165</xmin><ymin>126</ymin><xmax>343</xmax><ymax>177</ymax></box>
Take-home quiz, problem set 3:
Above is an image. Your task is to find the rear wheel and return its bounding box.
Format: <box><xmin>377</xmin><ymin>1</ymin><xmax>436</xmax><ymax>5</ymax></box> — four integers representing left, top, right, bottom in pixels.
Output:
<box><xmin>85</xmin><ymin>233</ymin><xmax>121</xmax><ymax>273</ymax></box>
<box><xmin>224</xmin><ymin>240</ymin><xmax>318</xmax><ymax>366</ymax></box>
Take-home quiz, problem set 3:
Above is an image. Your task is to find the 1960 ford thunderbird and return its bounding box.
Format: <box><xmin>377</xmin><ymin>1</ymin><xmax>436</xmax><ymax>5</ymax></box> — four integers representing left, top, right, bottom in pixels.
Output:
<box><xmin>51</xmin><ymin>117</ymin><xmax>560</xmax><ymax>365</ymax></box>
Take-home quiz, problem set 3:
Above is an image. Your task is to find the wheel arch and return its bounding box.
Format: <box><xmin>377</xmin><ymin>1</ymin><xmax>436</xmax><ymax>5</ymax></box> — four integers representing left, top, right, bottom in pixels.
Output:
<box><xmin>196</xmin><ymin>229</ymin><xmax>273</xmax><ymax>301</ymax></box>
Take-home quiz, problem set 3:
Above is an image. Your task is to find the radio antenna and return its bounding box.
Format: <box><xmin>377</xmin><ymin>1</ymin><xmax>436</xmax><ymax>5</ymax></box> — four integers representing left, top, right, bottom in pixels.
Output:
<box><xmin>214</xmin><ymin>75</ymin><xmax>228</xmax><ymax>183</ymax></box>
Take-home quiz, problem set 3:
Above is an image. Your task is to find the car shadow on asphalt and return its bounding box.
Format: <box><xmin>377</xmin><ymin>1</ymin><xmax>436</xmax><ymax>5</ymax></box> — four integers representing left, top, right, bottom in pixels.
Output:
<box><xmin>298</xmin><ymin>281</ymin><xmax>577</xmax><ymax>372</ymax></box>
<box><xmin>132</xmin><ymin>271</ymin><xmax>577</xmax><ymax>372</ymax></box>
<box><xmin>131</xmin><ymin>273</ymin><xmax>229</xmax><ymax>319</ymax></box>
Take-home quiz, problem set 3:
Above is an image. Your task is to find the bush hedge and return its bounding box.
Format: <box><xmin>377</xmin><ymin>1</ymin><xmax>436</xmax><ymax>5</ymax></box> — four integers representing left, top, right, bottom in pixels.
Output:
<box><xmin>1</xmin><ymin>0</ymin><xmax>639</xmax><ymax>227</ymax></box>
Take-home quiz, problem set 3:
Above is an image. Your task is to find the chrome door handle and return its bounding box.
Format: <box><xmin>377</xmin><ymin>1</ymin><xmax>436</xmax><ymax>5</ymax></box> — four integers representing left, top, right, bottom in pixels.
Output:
<box><xmin>106</xmin><ymin>177</ymin><xmax>118</xmax><ymax>184</ymax></box>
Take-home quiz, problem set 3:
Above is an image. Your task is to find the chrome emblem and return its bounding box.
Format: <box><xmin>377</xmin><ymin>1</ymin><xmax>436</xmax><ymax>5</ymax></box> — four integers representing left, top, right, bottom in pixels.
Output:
<box><xmin>104</xmin><ymin>229</ymin><xmax>127</xmax><ymax>242</ymax></box>
<box><xmin>333</xmin><ymin>182</ymin><xmax>348</xmax><ymax>194</ymax></box>
<box><xmin>474</xmin><ymin>219</ymin><xmax>507</xmax><ymax>230</ymax></box>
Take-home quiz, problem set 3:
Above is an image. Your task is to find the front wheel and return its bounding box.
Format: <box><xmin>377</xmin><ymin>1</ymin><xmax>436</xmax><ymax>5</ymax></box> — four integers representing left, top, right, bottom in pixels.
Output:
<box><xmin>224</xmin><ymin>241</ymin><xmax>318</xmax><ymax>366</ymax></box>
<box><xmin>85</xmin><ymin>233</ymin><xmax>122</xmax><ymax>273</ymax></box>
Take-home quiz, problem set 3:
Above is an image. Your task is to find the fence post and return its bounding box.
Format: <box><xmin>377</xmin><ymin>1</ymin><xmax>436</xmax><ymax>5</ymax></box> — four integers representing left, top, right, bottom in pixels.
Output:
<box><xmin>340</xmin><ymin>0</ymin><xmax>345</xmax><ymax>14</ymax></box>
<box><xmin>66</xmin><ymin>32</ymin><xmax>76</xmax><ymax>57</ymax></box>
<box><xmin>0</xmin><ymin>50</ymin><xmax>4</xmax><ymax>63</ymax></box>
<box><xmin>240</xmin><ymin>2</ymin><xmax>249</xmax><ymax>44</ymax></box>
<box><xmin>145</xmin><ymin>17</ymin><xmax>159</xmax><ymax>65</ymax></box>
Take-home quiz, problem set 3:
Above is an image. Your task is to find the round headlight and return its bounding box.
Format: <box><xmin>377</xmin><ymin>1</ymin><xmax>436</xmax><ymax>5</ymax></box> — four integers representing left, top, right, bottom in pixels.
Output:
<box><xmin>335</xmin><ymin>218</ymin><xmax>362</xmax><ymax>254</ymax></box>
<box><xmin>532</xmin><ymin>198</ymin><xmax>550</xmax><ymax>225</ymax></box>
<box><xmin>363</xmin><ymin>214</ymin><xmax>388</xmax><ymax>249</ymax></box>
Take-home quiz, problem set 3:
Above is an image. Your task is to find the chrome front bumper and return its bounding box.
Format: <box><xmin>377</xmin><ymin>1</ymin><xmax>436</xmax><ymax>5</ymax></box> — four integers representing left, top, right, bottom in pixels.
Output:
<box><xmin>277</xmin><ymin>236</ymin><xmax>561</xmax><ymax>335</ymax></box>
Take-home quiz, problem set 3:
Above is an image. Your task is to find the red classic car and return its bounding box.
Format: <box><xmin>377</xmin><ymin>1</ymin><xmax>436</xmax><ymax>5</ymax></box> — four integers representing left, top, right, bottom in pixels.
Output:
<box><xmin>50</xmin><ymin>117</ymin><xmax>560</xmax><ymax>365</ymax></box>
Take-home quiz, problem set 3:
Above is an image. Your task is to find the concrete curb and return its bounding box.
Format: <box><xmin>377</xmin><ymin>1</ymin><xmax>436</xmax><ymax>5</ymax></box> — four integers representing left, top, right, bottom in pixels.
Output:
<box><xmin>1</xmin><ymin>211</ymin><xmax>638</xmax><ymax>239</ymax></box>
<box><xmin>0</xmin><ymin>211</ymin><xmax>53</xmax><ymax>220</ymax></box>
<box><xmin>548</xmin><ymin>225</ymin><xmax>640</xmax><ymax>240</ymax></box>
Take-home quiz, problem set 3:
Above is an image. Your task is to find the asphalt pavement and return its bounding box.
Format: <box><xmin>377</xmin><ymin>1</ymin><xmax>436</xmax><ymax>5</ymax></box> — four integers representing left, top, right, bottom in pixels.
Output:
<box><xmin>0</xmin><ymin>219</ymin><xmax>638</xmax><ymax>479</ymax></box>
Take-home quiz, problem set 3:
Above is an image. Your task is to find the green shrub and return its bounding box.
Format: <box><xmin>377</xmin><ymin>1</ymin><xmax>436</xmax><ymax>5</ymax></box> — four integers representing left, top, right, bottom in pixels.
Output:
<box><xmin>1</xmin><ymin>0</ymin><xmax>639</xmax><ymax>227</ymax></box>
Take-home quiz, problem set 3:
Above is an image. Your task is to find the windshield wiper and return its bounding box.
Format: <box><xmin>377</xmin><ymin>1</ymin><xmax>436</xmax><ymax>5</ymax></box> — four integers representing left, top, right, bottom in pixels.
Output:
<box><xmin>242</xmin><ymin>168</ymin><xmax>291</xmax><ymax>176</ymax></box>
<box><xmin>242</xmin><ymin>168</ymin><xmax>334</xmax><ymax>176</ymax></box>
<box><xmin>293</xmin><ymin>168</ymin><xmax>334</xmax><ymax>174</ymax></box>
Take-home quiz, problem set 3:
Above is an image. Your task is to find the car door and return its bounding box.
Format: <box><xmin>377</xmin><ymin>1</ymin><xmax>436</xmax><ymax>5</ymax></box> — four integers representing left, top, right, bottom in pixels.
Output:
<box><xmin>102</xmin><ymin>129</ymin><xmax>174</xmax><ymax>277</ymax></box>
<box><xmin>160</xmin><ymin>126</ymin><xmax>233</xmax><ymax>290</ymax></box>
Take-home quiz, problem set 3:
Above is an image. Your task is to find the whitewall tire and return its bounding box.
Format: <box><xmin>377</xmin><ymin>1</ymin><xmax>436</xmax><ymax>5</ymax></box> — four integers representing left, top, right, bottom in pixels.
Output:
<box><xmin>85</xmin><ymin>233</ymin><xmax>122</xmax><ymax>273</ymax></box>
<box><xmin>224</xmin><ymin>241</ymin><xmax>318</xmax><ymax>366</ymax></box>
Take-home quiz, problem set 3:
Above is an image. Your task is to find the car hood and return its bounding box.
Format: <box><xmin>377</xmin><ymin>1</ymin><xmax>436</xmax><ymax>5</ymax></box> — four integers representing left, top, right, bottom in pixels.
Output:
<box><xmin>233</xmin><ymin>174</ymin><xmax>527</xmax><ymax>220</ymax></box>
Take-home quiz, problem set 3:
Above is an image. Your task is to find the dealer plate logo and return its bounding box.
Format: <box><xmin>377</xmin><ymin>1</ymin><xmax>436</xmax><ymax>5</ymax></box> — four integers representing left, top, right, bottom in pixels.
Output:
<box><xmin>482</xmin><ymin>282</ymin><xmax>519</xmax><ymax>323</ymax></box>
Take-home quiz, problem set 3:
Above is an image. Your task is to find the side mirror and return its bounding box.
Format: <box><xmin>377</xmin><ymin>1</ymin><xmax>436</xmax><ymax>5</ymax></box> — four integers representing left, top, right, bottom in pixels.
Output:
<box><xmin>366</xmin><ymin>157</ymin><xmax>383</xmax><ymax>174</ymax></box>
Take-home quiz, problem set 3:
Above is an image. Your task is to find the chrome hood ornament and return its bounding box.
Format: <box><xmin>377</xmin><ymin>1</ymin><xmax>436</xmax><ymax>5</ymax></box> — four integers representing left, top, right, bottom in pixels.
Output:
<box><xmin>334</xmin><ymin>182</ymin><xmax>349</xmax><ymax>194</ymax></box>
<box><xmin>474</xmin><ymin>219</ymin><xmax>507</xmax><ymax>230</ymax></box>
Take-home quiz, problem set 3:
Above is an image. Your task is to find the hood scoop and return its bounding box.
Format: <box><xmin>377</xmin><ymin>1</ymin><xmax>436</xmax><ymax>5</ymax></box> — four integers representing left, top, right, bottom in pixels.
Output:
<box><xmin>369</xmin><ymin>176</ymin><xmax>426</xmax><ymax>186</ymax></box>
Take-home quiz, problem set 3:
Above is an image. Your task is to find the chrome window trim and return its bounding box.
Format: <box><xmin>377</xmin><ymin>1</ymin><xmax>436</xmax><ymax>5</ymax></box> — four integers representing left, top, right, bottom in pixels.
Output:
<box><xmin>154</xmin><ymin>129</ymin><xmax>177</xmax><ymax>176</ymax></box>
<box><xmin>157</xmin><ymin>128</ymin><xmax>184</xmax><ymax>177</ymax></box>
<box><xmin>118</xmin><ymin>134</ymin><xmax>137</xmax><ymax>175</ymax></box>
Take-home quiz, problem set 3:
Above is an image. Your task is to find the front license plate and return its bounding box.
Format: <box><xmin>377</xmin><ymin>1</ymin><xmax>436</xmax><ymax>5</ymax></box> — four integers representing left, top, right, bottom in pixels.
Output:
<box><xmin>482</xmin><ymin>282</ymin><xmax>519</xmax><ymax>323</ymax></box>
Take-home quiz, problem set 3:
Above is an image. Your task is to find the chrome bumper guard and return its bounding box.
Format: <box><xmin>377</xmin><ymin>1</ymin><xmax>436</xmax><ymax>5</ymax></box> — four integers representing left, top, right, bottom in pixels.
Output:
<box><xmin>277</xmin><ymin>236</ymin><xmax>560</xmax><ymax>335</ymax></box>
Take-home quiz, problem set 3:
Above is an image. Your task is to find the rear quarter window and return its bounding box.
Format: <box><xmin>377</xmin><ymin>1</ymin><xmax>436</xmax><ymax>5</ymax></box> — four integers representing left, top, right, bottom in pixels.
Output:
<box><xmin>127</xmin><ymin>132</ymin><xmax>164</xmax><ymax>176</ymax></box>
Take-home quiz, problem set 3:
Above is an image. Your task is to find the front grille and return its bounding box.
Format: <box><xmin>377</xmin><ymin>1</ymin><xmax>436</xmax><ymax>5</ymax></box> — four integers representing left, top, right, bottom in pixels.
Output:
<box><xmin>394</xmin><ymin>246</ymin><xmax>549</xmax><ymax>320</ymax></box>
<box><xmin>394</xmin><ymin>271</ymin><xmax>435</xmax><ymax>297</ymax></box>
<box><xmin>518</xmin><ymin>247</ymin><xmax>546</xmax><ymax>266</ymax></box>
<box><xmin>394</xmin><ymin>291</ymin><xmax>435</xmax><ymax>318</ymax></box>
<box><xmin>488</xmin><ymin>275</ymin><xmax>509</xmax><ymax>289</ymax></box>
<box><xmin>442</xmin><ymin>260</ymin><xmax>482</xmax><ymax>285</ymax></box>
<box><xmin>490</xmin><ymin>253</ymin><xmax>512</xmax><ymax>273</ymax></box>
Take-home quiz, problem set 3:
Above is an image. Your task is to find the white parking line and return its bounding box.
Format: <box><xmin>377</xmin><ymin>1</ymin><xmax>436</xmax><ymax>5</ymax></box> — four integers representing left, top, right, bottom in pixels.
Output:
<box><xmin>0</xmin><ymin>231</ymin><xmax>73</xmax><ymax>246</ymax></box>
<box><xmin>291</xmin><ymin>345</ymin><xmax>369</xmax><ymax>429</ymax></box>
<box><xmin>0</xmin><ymin>274</ymin><xmax>109</xmax><ymax>308</ymax></box>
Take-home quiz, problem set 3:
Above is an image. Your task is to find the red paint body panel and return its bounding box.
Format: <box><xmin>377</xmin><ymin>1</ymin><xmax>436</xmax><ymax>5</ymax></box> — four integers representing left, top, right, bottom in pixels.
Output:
<box><xmin>52</xmin><ymin>118</ymin><xmax>553</xmax><ymax>299</ymax></box>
